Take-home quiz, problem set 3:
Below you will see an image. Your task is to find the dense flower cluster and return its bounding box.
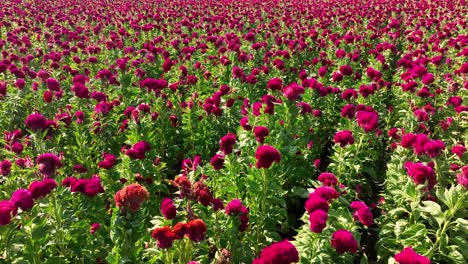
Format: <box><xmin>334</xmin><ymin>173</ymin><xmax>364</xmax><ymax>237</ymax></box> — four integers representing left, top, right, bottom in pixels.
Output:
<box><xmin>255</xmin><ymin>145</ymin><xmax>281</xmax><ymax>169</ymax></box>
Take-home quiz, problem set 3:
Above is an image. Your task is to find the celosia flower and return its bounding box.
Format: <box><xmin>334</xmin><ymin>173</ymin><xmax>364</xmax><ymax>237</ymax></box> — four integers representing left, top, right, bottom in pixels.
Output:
<box><xmin>318</xmin><ymin>172</ymin><xmax>338</xmax><ymax>186</ymax></box>
<box><xmin>451</xmin><ymin>145</ymin><xmax>466</xmax><ymax>158</ymax></box>
<box><xmin>210</xmin><ymin>154</ymin><xmax>225</xmax><ymax>170</ymax></box>
<box><xmin>161</xmin><ymin>198</ymin><xmax>176</xmax><ymax>219</ymax></box>
<box><xmin>254</xmin><ymin>240</ymin><xmax>299</xmax><ymax>264</ymax></box>
<box><xmin>114</xmin><ymin>183</ymin><xmax>149</xmax><ymax>212</ymax></box>
<box><xmin>404</xmin><ymin>162</ymin><xmax>436</xmax><ymax>189</ymax></box>
<box><xmin>90</xmin><ymin>223</ymin><xmax>100</xmax><ymax>234</ymax></box>
<box><xmin>313</xmin><ymin>186</ymin><xmax>340</xmax><ymax>201</ymax></box>
<box><xmin>255</xmin><ymin>145</ymin><xmax>281</xmax><ymax>169</ymax></box>
<box><xmin>169</xmin><ymin>222</ymin><xmax>186</xmax><ymax>241</ymax></box>
<box><xmin>254</xmin><ymin>126</ymin><xmax>269</xmax><ymax>143</ymax></box>
<box><xmin>457</xmin><ymin>166</ymin><xmax>468</xmax><ymax>189</ymax></box>
<box><xmin>219</xmin><ymin>133</ymin><xmax>236</xmax><ymax>155</ymax></box>
<box><xmin>305</xmin><ymin>194</ymin><xmax>329</xmax><ymax>214</ymax></box>
<box><xmin>350</xmin><ymin>201</ymin><xmax>374</xmax><ymax>227</ymax></box>
<box><xmin>334</xmin><ymin>130</ymin><xmax>354</xmax><ymax>147</ymax></box>
<box><xmin>98</xmin><ymin>153</ymin><xmax>116</xmax><ymax>169</ymax></box>
<box><xmin>400</xmin><ymin>133</ymin><xmax>416</xmax><ymax>148</ymax></box>
<box><xmin>331</xmin><ymin>229</ymin><xmax>359</xmax><ymax>254</ymax></box>
<box><xmin>356</xmin><ymin>111</ymin><xmax>379</xmax><ymax>132</ymax></box>
<box><xmin>28</xmin><ymin>178</ymin><xmax>57</xmax><ymax>199</ymax></box>
<box><xmin>187</xmin><ymin>219</ymin><xmax>207</xmax><ymax>242</ymax></box>
<box><xmin>394</xmin><ymin>247</ymin><xmax>430</xmax><ymax>264</ymax></box>
<box><xmin>424</xmin><ymin>140</ymin><xmax>445</xmax><ymax>158</ymax></box>
<box><xmin>309</xmin><ymin>209</ymin><xmax>328</xmax><ymax>233</ymax></box>
<box><xmin>25</xmin><ymin>113</ymin><xmax>48</xmax><ymax>131</ymax></box>
<box><xmin>36</xmin><ymin>153</ymin><xmax>62</xmax><ymax>176</ymax></box>
<box><xmin>0</xmin><ymin>160</ymin><xmax>11</xmax><ymax>176</ymax></box>
<box><xmin>0</xmin><ymin>200</ymin><xmax>17</xmax><ymax>225</ymax></box>
<box><xmin>282</xmin><ymin>83</ymin><xmax>304</xmax><ymax>101</ymax></box>
<box><xmin>152</xmin><ymin>226</ymin><xmax>177</xmax><ymax>248</ymax></box>
<box><xmin>10</xmin><ymin>188</ymin><xmax>34</xmax><ymax>211</ymax></box>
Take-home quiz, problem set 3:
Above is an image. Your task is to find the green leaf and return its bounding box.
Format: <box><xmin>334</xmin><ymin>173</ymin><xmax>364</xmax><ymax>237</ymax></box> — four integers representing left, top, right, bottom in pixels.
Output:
<box><xmin>400</xmin><ymin>223</ymin><xmax>426</xmax><ymax>240</ymax></box>
<box><xmin>418</xmin><ymin>201</ymin><xmax>444</xmax><ymax>227</ymax></box>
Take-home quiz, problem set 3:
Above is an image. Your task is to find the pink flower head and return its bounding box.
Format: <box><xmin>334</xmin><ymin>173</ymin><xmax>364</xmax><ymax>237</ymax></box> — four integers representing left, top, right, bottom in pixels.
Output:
<box><xmin>350</xmin><ymin>201</ymin><xmax>373</xmax><ymax>227</ymax></box>
<box><xmin>331</xmin><ymin>229</ymin><xmax>359</xmax><ymax>254</ymax></box>
<box><xmin>219</xmin><ymin>133</ymin><xmax>236</xmax><ymax>155</ymax></box>
<box><xmin>10</xmin><ymin>188</ymin><xmax>34</xmax><ymax>211</ymax></box>
<box><xmin>457</xmin><ymin>166</ymin><xmax>468</xmax><ymax>189</ymax></box>
<box><xmin>282</xmin><ymin>83</ymin><xmax>304</xmax><ymax>101</ymax></box>
<box><xmin>210</xmin><ymin>154</ymin><xmax>225</xmax><ymax>170</ymax></box>
<box><xmin>36</xmin><ymin>153</ymin><xmax>62</xmax><ymax>176</ymax></box>
<box><xmin>305</xmin><ymin>193</ymin><xmax>329</xmax><ymax>214</ymax></box>
<box><xmin>404</xmin><ymin>162</ymin><xmax>436</xmax><ymax>189</ymax></box>
<box><xmin>255</xmin><ymin>145</ymin><xmax>281</xmax><ymax>169</ymax></box>
<box><xmin>334</xmin><ymin>130</ymin><xmax>354</xmax><ymax>147</ymax></box>
<box><xmin>356</xmin><ymin>110</ymin><xmax>379</xmax><ymax>132</ymax></box>
<box><xmin>28</xmin><ymin>178</ymin><xmax>57</xmax><ymax>199</ymax></box>
<box><xmin>90</xmin><ymin>223</ymin><xmax>100</xmax><ymax>234</ymax></box>
<box><xmin>309</xmin><ymin>209</ymin><xmax>328</xmax><ymax>233</ymax></box>
<box><xmin>152</xmin><ymin>226</ymin><xmax>177</xmax><ymax>248</ymax></box>
<box><xmin>25</xmin><ymin>113</ymin><xmax>48</xmax><ymax>131</ymax></box>
<box><xmin>253</xmin><ymin>126</ymin><xmax>269</xmax><ymax>143</ymax></box>
<box><xmin>318</xmin><ymin>172</ymin><xmax>338</xmax><ymax>186</ymax></box>
<box><xmin>254</xmin><ymin>240</ymin><xmax>299</xmax><ymax>264</ymax></box>
<box><xmin>394</xmin><ymin>247</ymin><xmax>430</xmax><ymax>264</ymax></box>
<box><xmin>161</xmin><ymin>198</ymin><xmax>176</xmax><ymax>219</ymax></box>
<box><xmin>424</xmin><ymin>140</ymin><xmax>445</xmax><ymax>158</ymax></box>
<box><xmin>0</xmin><ymin>200</ymin><xmax>17</xmax><ymax>225</ymax></box>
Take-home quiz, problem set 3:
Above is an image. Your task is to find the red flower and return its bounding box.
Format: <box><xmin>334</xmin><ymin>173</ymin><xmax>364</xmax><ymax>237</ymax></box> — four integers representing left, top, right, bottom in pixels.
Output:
<box><xmin>90</xmin><ymin>223</ymin><xmax>100</xmax><ymax>234</ymax></box>
<box><xmin>267</xmin><ymin>78</ymin><xmax>283</xmax><ymax>90</ymax></box>
<box><xmin>423</xmin><ymin>140</ymin><xmax>445</xmax><ymax>158</ymax></box>
<box><xmin>254</xmin><ymin>126</ymin><xmax>269</xmax><ymax>143</ymax></box>
<box><xmin>255</xmin><ymin>145</ymin><xmax>281</xmax><ymax>169</ymax></box>
<box><xmin>0</xmin><ymin>160</ymin><xmax>11</xmax><ymax>176</ymax></box>
<box><xmin>152</xmin><ymin>226</ymin><xmax>177</xmax><ymax>248</ymax></box>
<box><xmin>456</xmin><ymin>166</ymin><xmax>468</xmax><ymax>189</ymax></box>
<box><xmin>219</xmin><ymin>133</ymin><xmax>236</xmax><ymax>155</ymax></box>
<box><xmin>114</xmin><ymin>183</ymin><xmax>149</xmax><ymax>212</ymax></box>
<box><xmin>187</xmin><ymin>219</ymin><xmax>207</xmax><ymax>242</ymax></box>
<box><xmin>394</xmin><ymin>247</ymin><xmax>430</xmax><ymax>264</ymax></box>
<box><xmin>331</xmin><ymin>229</ymin><xmax>359</xmax><ymax>254</ymax></box>
<box><xmin>334</xmin><ymin>130</ymin><xmax>354</xmax><ymax>147</ymax></box>
<box><xmin>313</xmin><ymin>186</ymin><xmax>340</xmax><ymax>201</ymax></box>
<box><xmin>28</xmin><ymin>178</ymin><xmax>57</xmax><ymax>200</ymax></box>
<box><xmin>25</xmin><ymin>113</ymin><xmax>47</xmax><ymax>131</ymax></box>
<box><xmin>36</xmin><ymin>153</ymin><xmax>62</xmax><ymax>176</ymax></box>
<box><xmin>254</xmin><ymin>240</ymin><xmax>299</xmax><ymax>264</ymax></box>
<box><xmin>282</xmin><ymin>83</ymin><xmax>304</xmax><ymax>101</ymax></box>
<box><xmin>210</xmin><ymin>154</ymin><xmax>225</xmax><ymax>170</ymax></box>
<box><xmin>172</xmin><ymin>222</ymin><xmax>189</xmax><ymax>239</ymax></box>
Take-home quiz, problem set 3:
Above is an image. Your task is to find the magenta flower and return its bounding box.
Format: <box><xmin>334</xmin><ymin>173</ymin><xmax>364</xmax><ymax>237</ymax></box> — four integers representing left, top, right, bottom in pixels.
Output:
<box><xmin>254</xmin><ymin>240</ymin><xmax>299</xmax><ymax>264</ymax></box>
<box><xmin>334</xmin><ymin>130</ymin><xmax>354</xmax><ymax>147</ymax></box>
<box><xmin>394</xmin><ymin>247</ymin><xmax>430</xmax><ymax>264</ymax></box>
<box><xmin>309</xmin><ymin>209</ymin><xmax>328</xmax><ymax>233</ymax></box>
<box><xmin>219</xmin><ymin>133</ymin><xmax>236</xmax><ymax>155</ymax></box>
<box><xmin>253</xmin><ymin>126</ymin><xmax>269</xmax><ymax>143</ymax></box>
<box><xmin>10</xmin><ymin>189</ymin><xmax>34</xmax><ymax>211</ymax></box>
<box><xmin>255</xmin><ymin>145</ymin><xmax>281</xmax><ymax>169</ymax></box>
<box><xmin>36</xmin><ymin>153</ymin><xmax>62</xmax><ymax>176</ymax></box>
<box><xmin>331</xmin><ymin>229</ymin><xmax>359</xmax><ymax>254</ymax></box>
<box><xmin>161</xmin><ymin>198</ymin><xmax>176</xmax><ymax>220</ymax></box>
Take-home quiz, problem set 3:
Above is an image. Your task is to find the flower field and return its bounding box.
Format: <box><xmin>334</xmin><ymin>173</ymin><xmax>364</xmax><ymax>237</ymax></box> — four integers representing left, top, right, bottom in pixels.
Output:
<box><xmin>0</xmin><ymin>0</ymin><xmax>467</xmax><ymax>263</ymax></box>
